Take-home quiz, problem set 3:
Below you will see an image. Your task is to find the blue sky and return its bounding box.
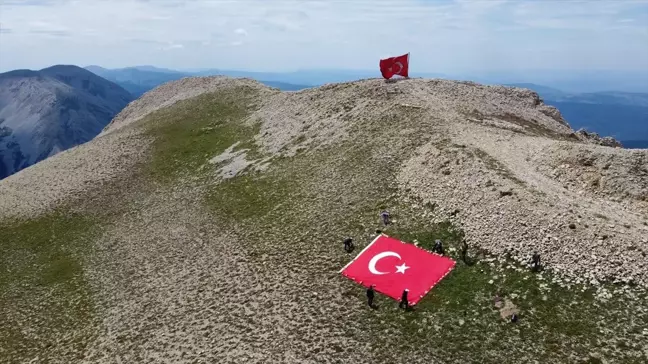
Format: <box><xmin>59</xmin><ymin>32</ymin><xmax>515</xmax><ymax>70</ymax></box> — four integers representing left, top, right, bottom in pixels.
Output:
<box><xmin>0</xmin><ymin>0</ymin><xmax>647</xmax><ymax>73</ymax></box>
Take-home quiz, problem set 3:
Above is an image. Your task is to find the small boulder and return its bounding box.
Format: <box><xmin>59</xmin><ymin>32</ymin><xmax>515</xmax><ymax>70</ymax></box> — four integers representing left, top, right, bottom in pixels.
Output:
<box><xmin>499</xmin><ymin>189</ymin><xmax>513</xmax><ymax>197</ymax></box>
<box><xmin>499</xmin><ymin>299</ymin><xmax>519</xmax><ymax>320</ymax></box>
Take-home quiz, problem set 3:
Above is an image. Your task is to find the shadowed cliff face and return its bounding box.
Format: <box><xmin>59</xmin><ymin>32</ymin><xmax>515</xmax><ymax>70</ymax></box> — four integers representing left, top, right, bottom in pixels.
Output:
<box><xmin>0</xmin><ymin>65</ymin><xmax>133</xmax><ymax>179</ymax></box>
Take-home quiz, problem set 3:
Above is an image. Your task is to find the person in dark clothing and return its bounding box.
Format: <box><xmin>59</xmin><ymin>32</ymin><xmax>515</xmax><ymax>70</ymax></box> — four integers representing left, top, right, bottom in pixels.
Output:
<box><xmin>433</xmin><ymin>240</ymin><xmax>444</xmax><ymax>255</ymax></box>
<box><xmin>531</xmin><ymin>252</ymin><xmax>541</xmax><ymax>272</ymax></box>
<box><xmin>380</xmin><ymin>210</ymin><xmax>391</xmax><ymax>225</ymax></box>
<box><xmin>511</xmin><ymin>313</ymin><xmax>519</xmax><ymax>323</ymax></box>
<box><xmin>343</xmin><ymin>238</ymin><xmax>354</xmax><ymax>253</ymax></box>
<box><xmin>367</xmin><ymin>284</ymin><xmax>376</xmax><ymax>308</ymax></box>
<box><xmin>460</xmin><ymin>240</ymin><xmax>469</xmax><ymax>263</ymax></box>
<box><xmin>399</xmin><ymin>289</ymin><xmax>409</xmax><ymax>309</ymax></box>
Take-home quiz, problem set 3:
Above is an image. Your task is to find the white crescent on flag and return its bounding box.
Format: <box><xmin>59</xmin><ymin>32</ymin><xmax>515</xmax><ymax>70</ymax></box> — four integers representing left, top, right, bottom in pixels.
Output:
<box><xmin>368</xmin><ymin>251</ymin><xmax>401</xmax><ymax>275</ymax></box>
<box><xmin>392</xmin><ymin>61</ymin><xmax>403</xmax><ymax>74</ymax></box>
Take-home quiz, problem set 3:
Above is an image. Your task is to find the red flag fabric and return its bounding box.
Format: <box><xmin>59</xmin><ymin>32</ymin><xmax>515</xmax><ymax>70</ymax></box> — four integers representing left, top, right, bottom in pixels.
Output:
<box><xmin>379</xmin><ymin>53</ymin><xmax>409</xmax><ymax>79</ymax></box>
<box><xmin>340</xmin><ymin>234</ymin><xmax>455</xmax><ymax>305</ymax></box>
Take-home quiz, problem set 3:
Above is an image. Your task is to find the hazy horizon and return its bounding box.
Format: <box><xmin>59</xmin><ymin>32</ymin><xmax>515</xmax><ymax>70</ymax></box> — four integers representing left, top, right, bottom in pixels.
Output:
<box><xmin>5</xmin><ymin>63</ymin><xmax>648</xmax><ymax>94</ymax></box>
<box><xmin>1</xmin><ymin>0</ymin><xmax>647</xmax><ymax>75</ymax></box>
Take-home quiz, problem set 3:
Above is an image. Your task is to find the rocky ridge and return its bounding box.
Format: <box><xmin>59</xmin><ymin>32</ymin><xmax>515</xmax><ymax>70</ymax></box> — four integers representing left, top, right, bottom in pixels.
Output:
<box><xmin>575</xmin><ymin>128</ymin><xmax>624</xmax><ymax>148</ymax></box>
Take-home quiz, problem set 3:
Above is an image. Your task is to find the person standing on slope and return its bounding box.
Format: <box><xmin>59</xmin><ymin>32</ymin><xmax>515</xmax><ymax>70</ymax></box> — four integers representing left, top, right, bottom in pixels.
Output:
<box><xmin>343</xmin><ymin>237</ymin><xmax>354</xmax><ymax>253</ymax></box>
<box><xmin>399</xmin><ymin>289</ymin><xmax>409</xmax><ymax>310</ymax></box>
<box><xmin>367</xmin><ymin>284</ymin><xmax>376</xmax><ymax>308</ymax></box>
<box><xmin>433</xmin><ymin>239</ymin><xmax>444</xmax><ymax>255</ymax></box>
<box><xmin>531</xmin><ymin>252</ymin><xmax>541</xmax><ymax>272</ymax></box>
<box><xmin>380</xmin><ymin>210</ymin><xmax>391</xmax><ymax>226</ymax></box>
<box><xmin>460</xmin><ymin>239</ymin><xmax>469</xmax><ymax>264</ymax></box>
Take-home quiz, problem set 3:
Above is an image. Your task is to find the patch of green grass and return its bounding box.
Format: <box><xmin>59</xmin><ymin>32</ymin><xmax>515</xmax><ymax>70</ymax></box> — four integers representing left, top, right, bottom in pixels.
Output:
<box><xmin>0</xmin><ymin>212</ymin><xmax>98</xmax><ymax>363</ymax></box>
<box><xmin>142</xmin><ymin>87</ymin><xmax>261</xmax><ymax>183</ymax></box>
<box><xmin>353</xmin><ymin>222</ymin><xmax>647</xmax><ymax>363</ymax></box>
<box><xmin>391</xmin><ymin>221</ymin><xmax>465</xmax><ymax>251</ymax></box>
<box><xmin>206</xmin><ymin>171</ymin><xmax>296</xmax><ymax>221</ymax></box>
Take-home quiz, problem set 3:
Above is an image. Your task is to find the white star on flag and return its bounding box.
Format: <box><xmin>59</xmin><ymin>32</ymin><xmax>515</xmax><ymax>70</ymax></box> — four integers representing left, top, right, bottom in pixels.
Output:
<box><xmin>395</xmin><ymin>262</ymin><xmax>410</xmax><ymax>274</ymax></box>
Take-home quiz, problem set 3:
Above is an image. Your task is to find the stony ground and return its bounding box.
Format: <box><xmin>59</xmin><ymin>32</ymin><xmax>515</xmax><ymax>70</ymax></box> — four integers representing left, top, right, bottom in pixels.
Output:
<box><xmin>1</xmin><ymin>77</ymin><xmax>647</xmax><ymax>363</ymax></box>
<box><xmin>400</xmin><ymin>123</ymin><xmax>648</xmax><ymax>287</ymax></box>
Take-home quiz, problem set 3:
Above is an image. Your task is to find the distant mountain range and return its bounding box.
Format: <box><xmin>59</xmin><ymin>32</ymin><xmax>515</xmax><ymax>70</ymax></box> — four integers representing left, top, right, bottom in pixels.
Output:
<box><xmin>85</xmin><ymin>65</ymin><xmax>188</xmax><ymax>97</ymax></box>
<box><xmin>467</xmin><ymin>70</ymin><xmax>648</xmax><ymax>94</ymax></box>
<box><xmin>85</xmin><ymin>65</ymin><xmax>313</xmax><ymax>97</ymax></box>
<box><xmin>0</xmin><ymin>65</ymin><xmax>133</xmax><ymax>179</ymax></box>
<box><xmin>506</xmin><ymin>83</ymin><xmax>648</xmax><ymax>148</ymax></box>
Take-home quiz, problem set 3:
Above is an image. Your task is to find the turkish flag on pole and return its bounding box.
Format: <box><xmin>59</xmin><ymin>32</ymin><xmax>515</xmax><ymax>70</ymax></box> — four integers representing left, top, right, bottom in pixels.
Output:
<box><xmin>379</xmin><ymin>53</ymin><xmax>409</xmax><ymax>79</ymax></box>
<box><xmin>340</xmin><ymin>235</ymin><xmax>455</xmax><ymax>305</ymax></box>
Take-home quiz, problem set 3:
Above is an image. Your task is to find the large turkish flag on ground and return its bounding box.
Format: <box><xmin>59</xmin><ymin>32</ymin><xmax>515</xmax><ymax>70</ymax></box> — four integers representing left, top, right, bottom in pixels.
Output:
<box><xmin>340</xmin><ymin>235</ymin><xmax>455</xmax><ymax>305</ymax></box>
<box><xmin>379</xmin><ymin>53</ymin><xmax>409</xmax><ymax>79</ymax></box>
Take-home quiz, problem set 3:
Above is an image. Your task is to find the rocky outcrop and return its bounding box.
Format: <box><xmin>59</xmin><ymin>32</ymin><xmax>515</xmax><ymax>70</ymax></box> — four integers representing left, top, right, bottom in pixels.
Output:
<box><xmin>574</xmin><ymin>128</ymin><xmax>623</xmax><ymax>148</ymax></box>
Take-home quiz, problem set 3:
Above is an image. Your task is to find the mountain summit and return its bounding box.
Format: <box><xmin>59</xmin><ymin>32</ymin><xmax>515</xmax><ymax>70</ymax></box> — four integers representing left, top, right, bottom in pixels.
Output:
<box><xmin>0</xmin><ymin>65</ymin><xmax>133</xmax><ymax>179</ymax></box>
<box><xmin>1</xmin><ymin>76</ymin><xmax>646</xmax><ymax>363</ymax></box>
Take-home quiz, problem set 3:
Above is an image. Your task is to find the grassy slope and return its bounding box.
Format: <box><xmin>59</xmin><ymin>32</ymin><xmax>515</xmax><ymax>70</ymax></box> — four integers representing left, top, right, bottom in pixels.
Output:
<box><xmin>1</xmin><ymin>86</ymin><xmax>646</xmax><ymax>363</ymax></box>
<box><xmin>0</xmin><ymin>212</ymin><xmax>99</xmax><ymax>362</ymax></box>
<box><xmin>143</xmin><ymin>88</ymin><xmax>647</xmax><ymax>363</ymax></box>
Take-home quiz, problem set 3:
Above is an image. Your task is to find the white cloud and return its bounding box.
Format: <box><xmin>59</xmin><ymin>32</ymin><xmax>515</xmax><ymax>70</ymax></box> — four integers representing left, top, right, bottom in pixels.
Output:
<box><xmin>0</xmin><ymin>0</ymin><xmax>646</xmax><ymax>72</ymax></box>
<box><xmin>160</xmin><ymin>43</ymin><xmax>184</xmax><ymax>51</ymax></box>
<box><xmin>26</xmin><ymin>19</ymin><xmax>69</xmax><ymax>35</ymax></box>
